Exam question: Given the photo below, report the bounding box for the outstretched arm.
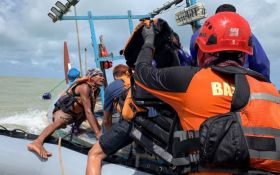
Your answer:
[134,24,200,112]
[79,84,101,139]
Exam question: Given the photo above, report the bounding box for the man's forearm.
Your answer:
[135,43,154,65]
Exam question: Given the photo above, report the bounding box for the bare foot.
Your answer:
[27,140,52,159]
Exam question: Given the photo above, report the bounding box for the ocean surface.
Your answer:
[0,76,65,134]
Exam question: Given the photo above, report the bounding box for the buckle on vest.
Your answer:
[187,130,195,139]
[189,151,200,172]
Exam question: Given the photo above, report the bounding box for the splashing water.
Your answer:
[0,108,50,134]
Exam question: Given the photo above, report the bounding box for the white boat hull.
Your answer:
[0,135,152,175]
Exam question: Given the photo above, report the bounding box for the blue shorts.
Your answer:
[99,119,133,155]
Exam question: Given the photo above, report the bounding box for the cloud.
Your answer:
[0,16,6,33]
[8,60,20,64]
[0,0,279,88]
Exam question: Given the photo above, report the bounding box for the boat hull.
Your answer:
[0,135,151,175]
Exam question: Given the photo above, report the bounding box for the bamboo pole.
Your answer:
[85,48,88,72]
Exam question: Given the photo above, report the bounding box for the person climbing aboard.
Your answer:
[134,12,280,174]
[189,4,270,81]
[27,68,104,159]
[102,64,131,130]
[86,64,147,175]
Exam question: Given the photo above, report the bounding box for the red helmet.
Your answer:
[196,12,253,56]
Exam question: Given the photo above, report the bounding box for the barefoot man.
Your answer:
[28,68,104,159]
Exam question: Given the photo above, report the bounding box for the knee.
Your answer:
[52,116,67,128]
[88,143,105,160]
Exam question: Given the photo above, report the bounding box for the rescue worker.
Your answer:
[102,64,130,130]
[134,12,280,174]
[190,4,270,81]
[27,68,104,159]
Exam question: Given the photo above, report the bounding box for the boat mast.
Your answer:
[74,6,83,76]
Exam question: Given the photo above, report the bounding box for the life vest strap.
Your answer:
[131,127,173,163]
[246,136,277,151]
[173,130,199,141]
[250,93,280,104]
[173,129,280,160]
[133,115,170,144]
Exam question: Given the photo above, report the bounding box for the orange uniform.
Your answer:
[134,44,280,173]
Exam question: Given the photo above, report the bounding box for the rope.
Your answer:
[58,137,65,175]
[0,125,8,131]
[48,79,66,93]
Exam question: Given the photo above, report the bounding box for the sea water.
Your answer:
[0,76,65,134]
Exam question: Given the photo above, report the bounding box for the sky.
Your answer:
[0,0,279,88]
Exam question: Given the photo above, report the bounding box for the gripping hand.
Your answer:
[142,23,155,46]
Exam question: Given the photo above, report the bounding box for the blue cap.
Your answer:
[68,68,80,81]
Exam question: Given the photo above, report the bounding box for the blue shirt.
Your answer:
[190,30,270,81]
[104,79,159,118]
[103,80,124,112]
[177,48,194,66]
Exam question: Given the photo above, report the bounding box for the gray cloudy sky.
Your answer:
[0,0,279,88]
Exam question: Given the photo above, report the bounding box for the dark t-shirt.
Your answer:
[103,80,124,112]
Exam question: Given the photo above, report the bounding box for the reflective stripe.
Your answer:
[249,149,280,160]
[173,130,199,142]
[174,131,187,142]
[171,157,190,166]
[250,93,280,104]
[131,127,142,140]
[152,143,173,163]
[243,127,280,137]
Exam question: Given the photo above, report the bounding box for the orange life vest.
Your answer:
[113,74,146,121]
[181,69,280,173]
[99,44,109,57]
[66,76,99,111]
[238,75,280,173]
[121,18,179,68]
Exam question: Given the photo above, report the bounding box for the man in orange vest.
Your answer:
[86,61,151,175]
[27,68,104,159]
[102,64,130,130]
[134,12,280,173]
